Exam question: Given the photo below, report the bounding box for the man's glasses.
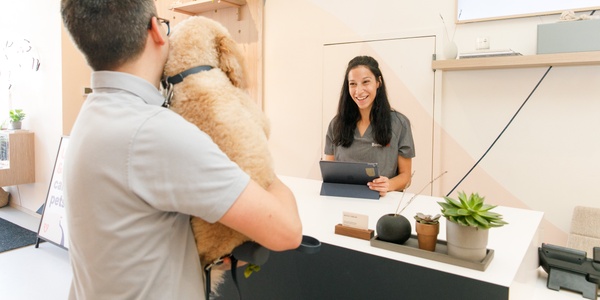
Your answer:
[148,16,171,36]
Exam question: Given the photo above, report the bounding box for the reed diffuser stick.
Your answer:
[396,171,448,215]
[394,171,415,215]
[439,13,457,42]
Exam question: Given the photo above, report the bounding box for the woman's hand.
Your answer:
[368,176,390,197]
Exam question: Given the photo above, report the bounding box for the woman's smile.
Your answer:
[348,65,380,111]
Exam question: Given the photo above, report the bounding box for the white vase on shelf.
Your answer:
[444,40,458,60]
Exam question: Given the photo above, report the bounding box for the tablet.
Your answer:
[319,161,380,199]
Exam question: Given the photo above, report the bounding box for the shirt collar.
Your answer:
[91,71,165,107]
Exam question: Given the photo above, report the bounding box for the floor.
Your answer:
[0,206,71,300]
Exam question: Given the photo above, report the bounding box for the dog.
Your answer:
[163,16,275,291]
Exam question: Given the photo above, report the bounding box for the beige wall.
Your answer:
[1,0,63,215]
[61,25,90,136]
[263,1,600,246]
[5,1,599,248]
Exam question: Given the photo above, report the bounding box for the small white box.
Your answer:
[537,19,600,54]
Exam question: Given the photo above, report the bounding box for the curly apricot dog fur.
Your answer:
[164,16,275,291]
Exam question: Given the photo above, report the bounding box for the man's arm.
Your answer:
[218,177,302,251]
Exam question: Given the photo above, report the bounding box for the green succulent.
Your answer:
[438,191,508,230]
[414,212,441,225]
[9,109,26,122]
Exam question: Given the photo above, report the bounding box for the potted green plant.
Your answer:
[438,191,508,261]
[8,109,26,130]
[376,171,448,245]
[414,212,441,251]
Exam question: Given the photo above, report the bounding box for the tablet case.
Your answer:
[319,161,380,200]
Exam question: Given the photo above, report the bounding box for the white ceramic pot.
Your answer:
[445,220,489,261]
[9,121,21,130]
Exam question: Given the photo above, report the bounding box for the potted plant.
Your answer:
[376,171,447,245]
[438,191,508,261]
[8,109,26,130]
[414,212,441,251]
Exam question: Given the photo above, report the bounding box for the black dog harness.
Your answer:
[161,65,213,108]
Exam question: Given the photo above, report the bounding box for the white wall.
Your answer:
[0,0,63,214]
[263,0,600,245]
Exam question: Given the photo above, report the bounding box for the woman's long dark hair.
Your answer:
[333,56,392,147]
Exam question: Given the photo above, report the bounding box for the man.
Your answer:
[61,1,302,299]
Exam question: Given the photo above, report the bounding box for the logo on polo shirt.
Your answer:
[372,143,390,148]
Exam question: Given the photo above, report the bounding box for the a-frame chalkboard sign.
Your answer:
[36,136,69,250]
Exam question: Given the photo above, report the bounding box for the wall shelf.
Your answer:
[432,51,600,71]
[172,0,246,15]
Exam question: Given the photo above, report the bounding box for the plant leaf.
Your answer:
[472,213,490,227]
[457,191,467,201]
[456,217,469,226]
[467,193,477,209]
[244,264,261,278]
[443,208,461,217]
[459,195,469,209]
[479,211,502,218]
[465,215,477,227]
[472,200,483,211]
[490,219,509,226]
[479,204,497,212]
[456,208,470,216]
[438,202,454,211]
[442,197,462,208]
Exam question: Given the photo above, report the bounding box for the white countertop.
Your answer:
[280,175,546,298]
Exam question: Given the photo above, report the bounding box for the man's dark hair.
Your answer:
[61,0,156,70]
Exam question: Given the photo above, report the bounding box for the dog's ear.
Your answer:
[217,35,247,89]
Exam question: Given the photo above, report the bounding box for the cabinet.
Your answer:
[0,131,35,186]
[432,51,600,71]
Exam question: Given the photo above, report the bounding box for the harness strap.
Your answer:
[230,256,243,300]
[203,255,243,300]
[204,266,212,300]
[163,65,213,86]
[161,65,213,108]
[204,255,227,300]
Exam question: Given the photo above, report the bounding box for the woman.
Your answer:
[324,56,415,196]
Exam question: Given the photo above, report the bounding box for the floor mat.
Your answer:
[0,217,37,253]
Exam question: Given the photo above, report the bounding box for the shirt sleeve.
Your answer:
[394,112,416,159]
[128,110,250,223]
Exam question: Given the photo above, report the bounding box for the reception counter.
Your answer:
[215,176,548,299]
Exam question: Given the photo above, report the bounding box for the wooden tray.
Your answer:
[370,234,494,271]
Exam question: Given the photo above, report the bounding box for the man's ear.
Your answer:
[148,17,167,45]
